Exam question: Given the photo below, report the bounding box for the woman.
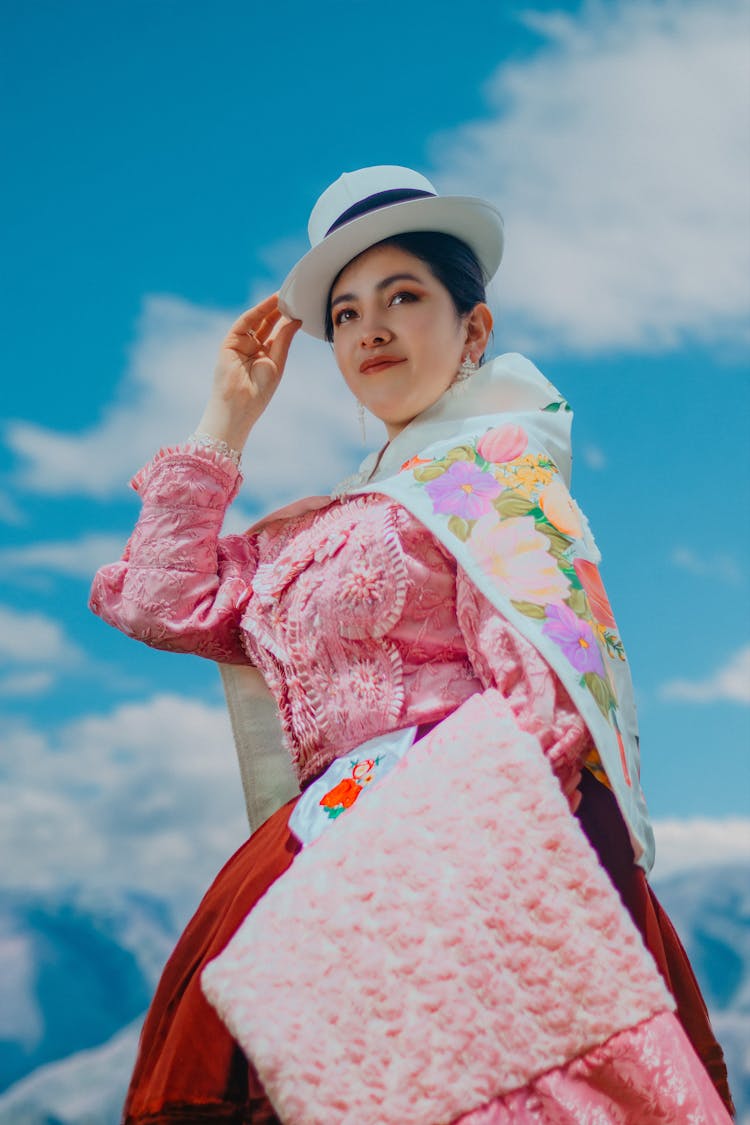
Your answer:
[91,166,733,1123]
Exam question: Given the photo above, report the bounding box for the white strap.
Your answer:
[219,664,300,833]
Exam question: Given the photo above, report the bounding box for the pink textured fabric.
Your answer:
[456,1012,730,1124]
[90,446,592,791]
[201,691,683,1125]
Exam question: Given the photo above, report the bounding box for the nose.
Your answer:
[359,317,392,349]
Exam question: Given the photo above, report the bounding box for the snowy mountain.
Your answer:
[0,886,175,1096]
[1,866,747,1124]
[0,1021,140,1125]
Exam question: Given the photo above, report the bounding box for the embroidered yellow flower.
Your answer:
[493,454,557,499]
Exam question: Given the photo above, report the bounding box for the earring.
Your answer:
[454,353,479,383]
[357,400,367,443]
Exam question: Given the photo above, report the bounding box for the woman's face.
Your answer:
[330,244,480,440]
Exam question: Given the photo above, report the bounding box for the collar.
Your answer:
[336,353,573,496]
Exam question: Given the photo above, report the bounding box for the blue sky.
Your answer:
[1,0,749,918]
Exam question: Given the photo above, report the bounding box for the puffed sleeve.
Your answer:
[455,565,592,811]
[89,444,258,664]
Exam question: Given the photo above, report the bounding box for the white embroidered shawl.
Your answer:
[221,353,654,871]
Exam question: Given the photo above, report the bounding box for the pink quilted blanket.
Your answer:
[202,691,675,1124]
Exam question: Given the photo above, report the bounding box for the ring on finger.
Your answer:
[246,328,262,350]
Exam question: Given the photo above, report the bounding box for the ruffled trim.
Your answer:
[130,443,243,503]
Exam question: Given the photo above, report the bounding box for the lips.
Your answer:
[359,356,405,374]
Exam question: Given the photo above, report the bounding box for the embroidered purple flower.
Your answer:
[425,461,501,520]
[542,602,605,676]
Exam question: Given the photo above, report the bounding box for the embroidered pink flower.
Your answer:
[339,561,384,607]
[425,461,501,519]
[352,758,377,783]
[470,515,571,604]
[477,424,528,464]
[542,602,605,676]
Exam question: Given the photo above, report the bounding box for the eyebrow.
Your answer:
[330,272,426,309]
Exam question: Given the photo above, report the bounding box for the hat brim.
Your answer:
[278,195,503,339]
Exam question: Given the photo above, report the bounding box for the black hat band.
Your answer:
[325,188,435,237]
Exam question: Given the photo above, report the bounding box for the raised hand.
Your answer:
[196,294,301,452]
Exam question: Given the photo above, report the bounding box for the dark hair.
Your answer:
[324,230,487,344]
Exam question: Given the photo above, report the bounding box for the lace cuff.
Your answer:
[187,431,242,467]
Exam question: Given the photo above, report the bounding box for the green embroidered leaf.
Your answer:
[565,587,590,618]
[474,453,490,471]
[603,632,626,661]
[494,491,534,518]
[511,599,547,620]
[543,401,563,412]
[537,523,574,559]
[447,515,474,541]
[559,563,583,590]
[413,464,447,482]
[444,444,475,464]
[583,672,616,719]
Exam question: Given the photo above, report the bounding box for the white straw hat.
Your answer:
[278,165,504,339]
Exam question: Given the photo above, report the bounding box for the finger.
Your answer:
[253,305,283,342]
[227,313,280,358]
[267,317,302,370]
[226,295,279,339]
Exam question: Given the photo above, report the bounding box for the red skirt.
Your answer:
[122,771,734,1123]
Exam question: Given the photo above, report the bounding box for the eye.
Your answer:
[333,306,358,326]
[390,290,418,306]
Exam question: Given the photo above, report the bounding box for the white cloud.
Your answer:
[0,694,250,914]
[660,644,750,704]
[7,0,748,504]
[651,816,750,880]
[671,546,743,585]
[6,294,364,501]
[0,671,54,698]
[0,534,130,580]
[0,605,82,665]
[0,492,24,526]
[431,0,750,354]
[581,443,607,471]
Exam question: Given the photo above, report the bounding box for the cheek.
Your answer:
[333,341,359,396]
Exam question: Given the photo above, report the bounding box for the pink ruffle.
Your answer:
[457,1011,731,1124]
[130,441,243,502]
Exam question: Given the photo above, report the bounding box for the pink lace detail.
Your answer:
[90,448,254,664]
[456,569,591,805]
[130,442,242,502]
[455,1011,731,1124]
[244,499,413,782]
[91,449,599,790]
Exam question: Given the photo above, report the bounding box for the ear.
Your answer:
[463,302,493,360]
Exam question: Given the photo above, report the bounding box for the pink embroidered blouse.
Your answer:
[90,445,591,797]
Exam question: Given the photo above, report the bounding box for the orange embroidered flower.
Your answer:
[539,479,583,537]
[401,455,432,472]
[573,559,616,629]
[615,724,632,787]
[320,777,361,811]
